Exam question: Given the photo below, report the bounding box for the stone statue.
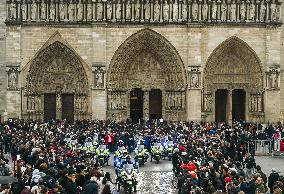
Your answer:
[144,0,151,20]
[8,70,17,89]
[230,2,236,21]
[107,1,113,20]
[96,1,103,20]
[202,3,208,20]
[60,3,67,21]
[221,2,227,21]
[259,2,266,21]
[87,3,93,20]
[31,2,37,21]
[271,3,276,21]
[154,0,160,22]
[190,73,199,88]
[9,2,17,20]
[212,2,217,20]
[173,0,179,21]
[192,0,198,20]
[41,2,46,21]
[125,0,132,20]
[275,5,281,21]
[116,1,122,20]
[135,1,141,20]
[249,3,255,20]
[50,3,56,21]
[22,3,27,21]
[182,0,188,21]
[163,1,170,21]
[269,71,279,88]
[240,2,246,21]
[77,2,84,21]
[69,3,76,21]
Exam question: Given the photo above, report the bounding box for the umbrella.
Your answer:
[0,176,18,184]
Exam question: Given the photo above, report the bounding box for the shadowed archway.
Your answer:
[202,36,264,123]
[106,29,187,121]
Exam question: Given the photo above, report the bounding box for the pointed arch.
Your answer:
[203,36,263,93]
[107,28,187,90]
[22,31,91,121]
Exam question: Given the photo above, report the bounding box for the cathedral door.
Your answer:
[130,88,144,122]
[44,93,56,122]
[215,89,228,123]
[232,89,246,121]
[62,94,74,123]
[149,89,162,119]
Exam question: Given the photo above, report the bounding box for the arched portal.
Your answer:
[203,36,264,123]
[107,29,187,121]
[23,40,90,122]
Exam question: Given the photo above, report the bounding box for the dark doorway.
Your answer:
[62,94,74,123]
[232,89,246,121]
[44,93,56,122]
[215,89,228,123]
[149,89,162,120]
[130,88,144,122]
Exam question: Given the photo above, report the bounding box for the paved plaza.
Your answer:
[100,155,284,194]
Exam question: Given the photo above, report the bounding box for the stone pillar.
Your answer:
[227,89,233,126]
[143,89,149,120]
[280,0,284,122]
[56,93,62,120]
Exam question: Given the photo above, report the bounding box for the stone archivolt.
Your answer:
[107,29,187,121]
[24,41,90,120]
[6,0,281,25]
[202,36,264,120]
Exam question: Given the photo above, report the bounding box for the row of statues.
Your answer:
[7,0,281,23]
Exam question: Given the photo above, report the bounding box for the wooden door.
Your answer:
[44,93,56,122]
[62,94,74,123]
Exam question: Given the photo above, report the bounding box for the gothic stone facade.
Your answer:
[0,0,283,123]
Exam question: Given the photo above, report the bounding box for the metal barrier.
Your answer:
[253,140,272,155]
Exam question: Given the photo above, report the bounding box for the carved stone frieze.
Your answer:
[5,0,282,25]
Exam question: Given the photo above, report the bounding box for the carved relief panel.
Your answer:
[202,92,213,112]
[107,90,127,110]
[6,65,20,91]
[165,91,186,111]
[249,93,264,112]
[92,64,106,89]
[188,66,201,89]
[266,67,280,90]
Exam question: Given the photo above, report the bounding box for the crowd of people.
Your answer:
[0,119,283,194]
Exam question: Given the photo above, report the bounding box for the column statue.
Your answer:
[202,3,208,20]
[172,0,179,21]
[211,1,217,20]
[154,0,160,22]
[259,2,266,21]
[116,0,122,20]
[50,2,56,21]
[31,2,38,21]
[240,1,246,21]
[182,0,188,21]
[87,3,93,20]
[249,3,255,20]
[135,0,141,20]
[192,0,198,20]
[221,2,227,21]
[270,3,276,21]
[9,2,17,20]
[230,1,236,21]
[163,0,170,21]
[77,2,84,21]
[96,0,103,20]
[144,0,151,21]
[107,1,113,20]
[125,0,132,20]
[22,3,27,21]
[68,3,76,21]
[59,3,67,21]
[41,1,46,21]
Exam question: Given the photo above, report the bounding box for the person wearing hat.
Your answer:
[268,168,280,193]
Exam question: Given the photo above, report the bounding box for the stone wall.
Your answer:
[0,0,7,120]
[3,23,282,122]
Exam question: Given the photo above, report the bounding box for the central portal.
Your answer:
[149,89,162,119]
[130,88,144,122]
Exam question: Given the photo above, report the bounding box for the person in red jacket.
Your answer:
[104,132,115,152]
